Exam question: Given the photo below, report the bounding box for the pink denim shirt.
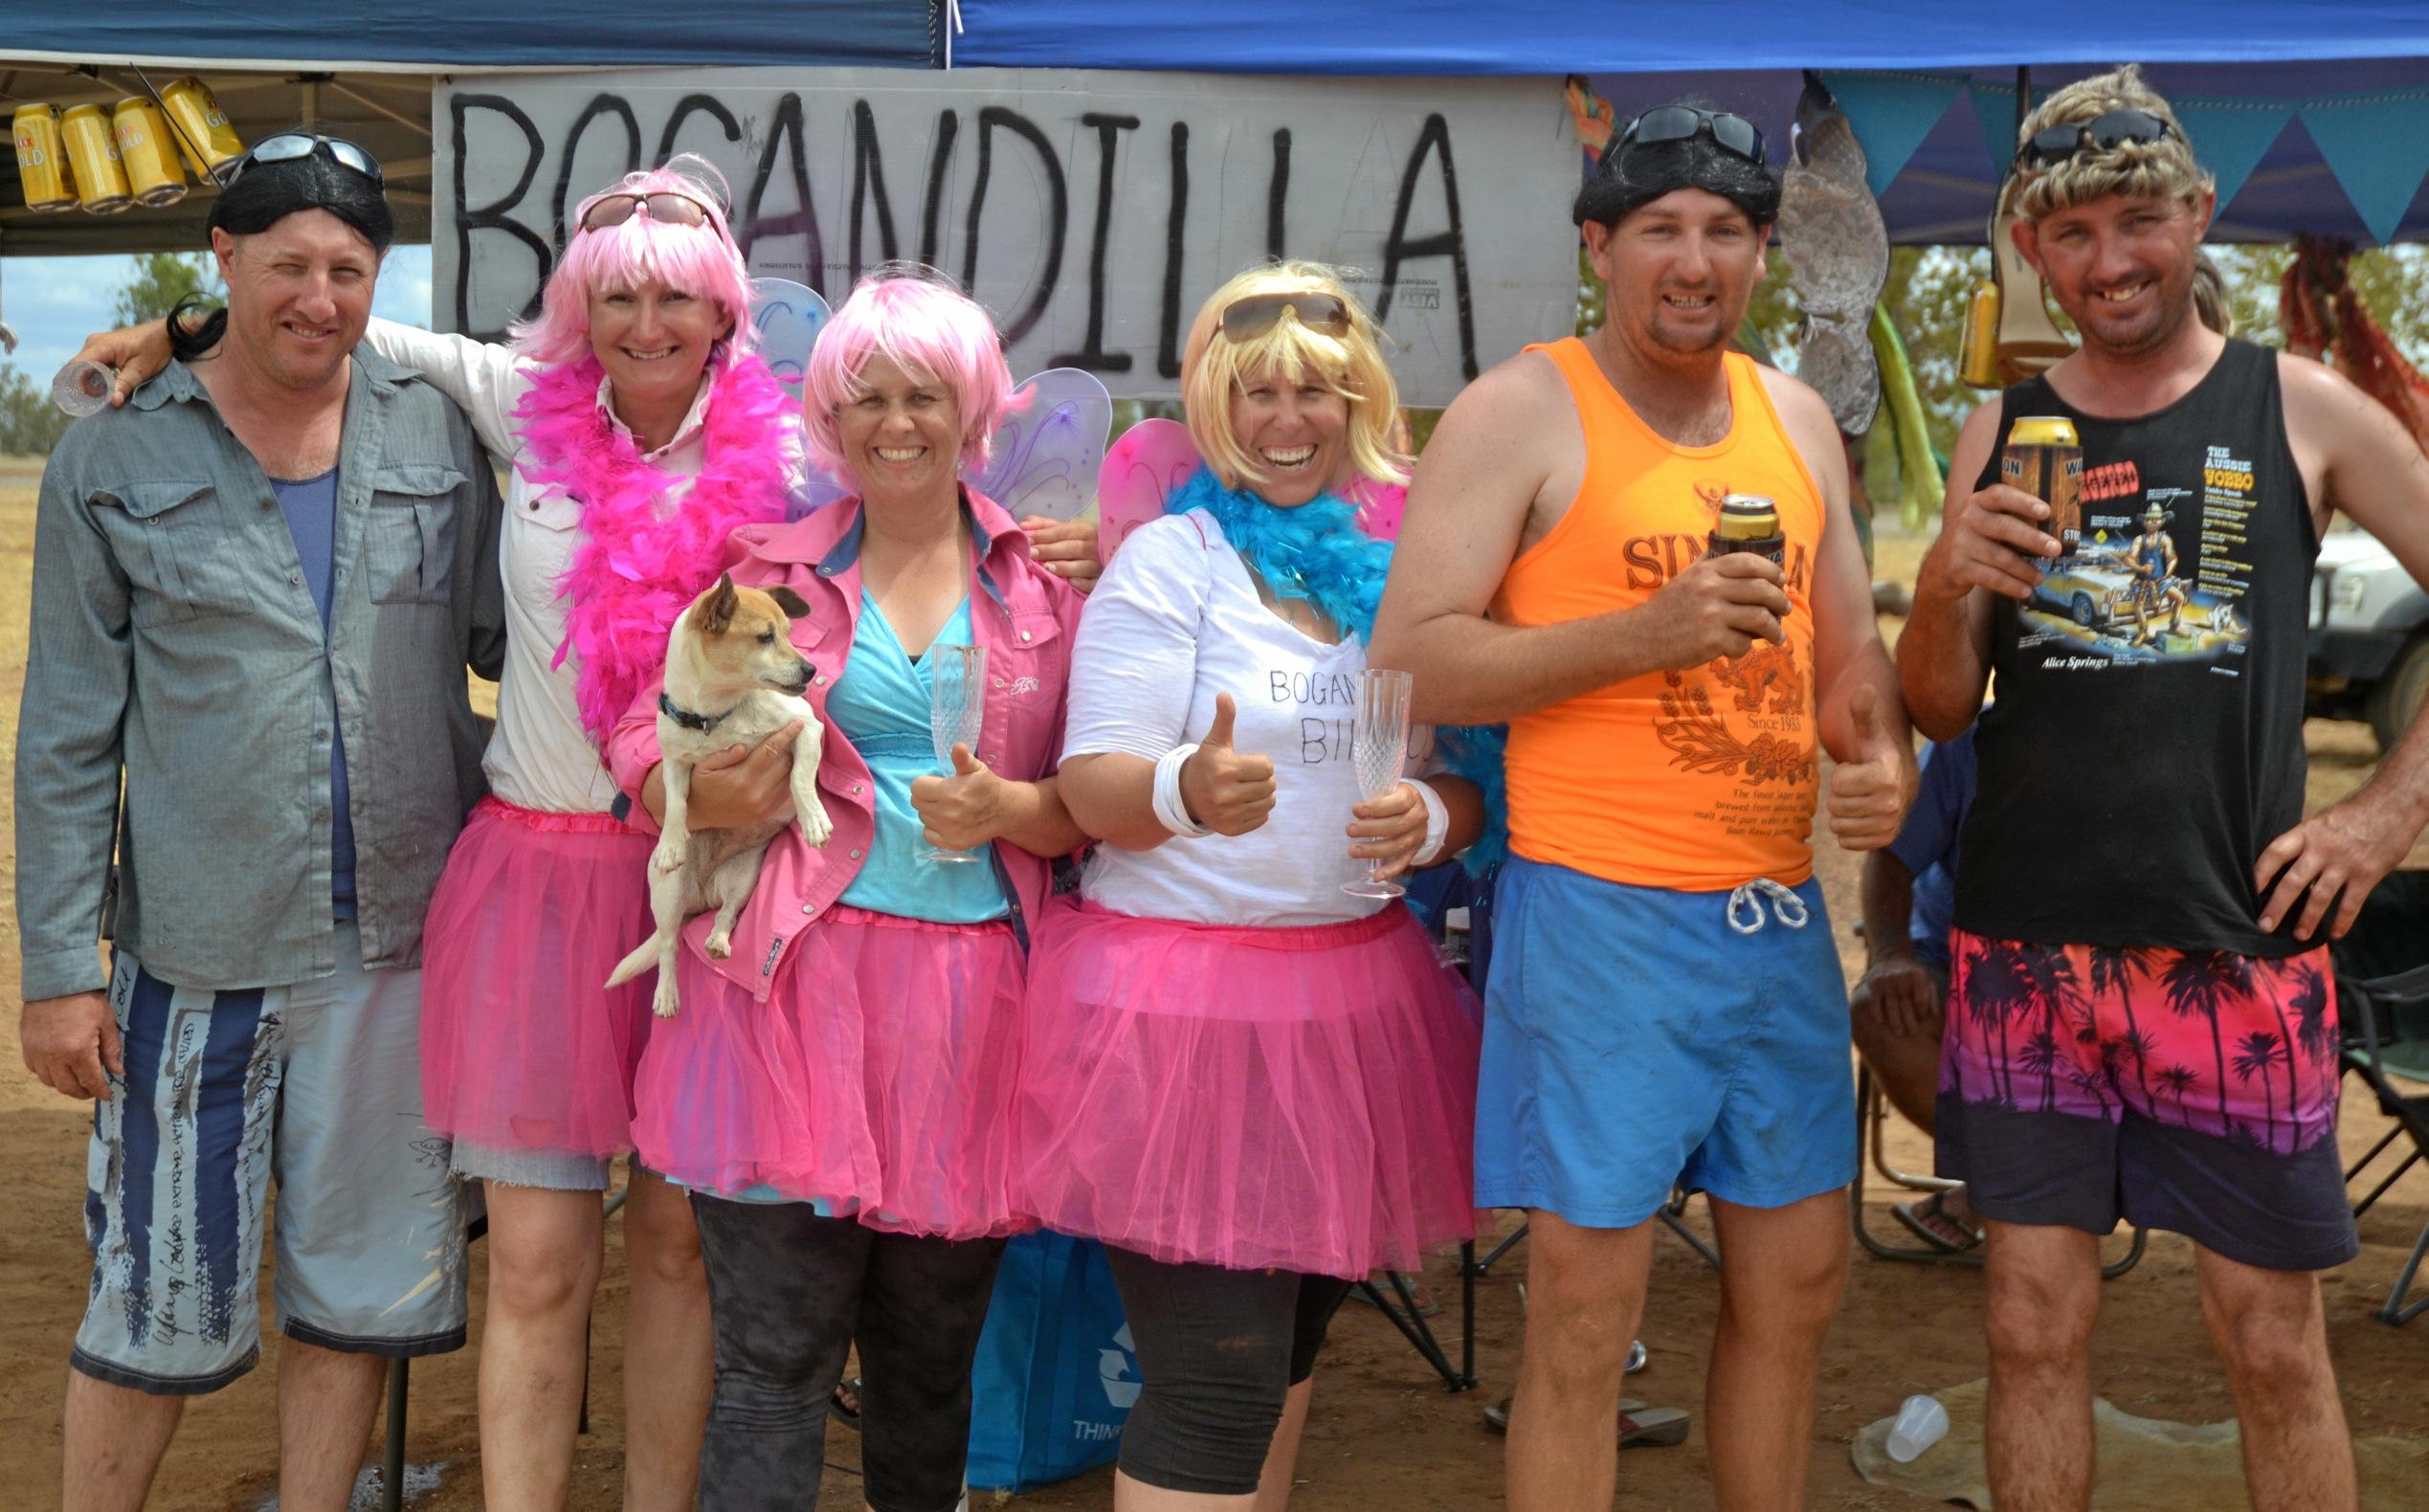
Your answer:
[608,488,1080,1000]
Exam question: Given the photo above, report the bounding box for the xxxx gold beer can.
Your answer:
[158,76,244,183]
[113,98,188,208]
[59,103,130,214]
[2001,415,2084,561]
[1707,494,1785,565]
[11,104,75,212]
[1958,278,2004,389]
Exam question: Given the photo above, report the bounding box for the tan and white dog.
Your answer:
[607,573,834,1016]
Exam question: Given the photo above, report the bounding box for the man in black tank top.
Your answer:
[1899,68,2429,1512]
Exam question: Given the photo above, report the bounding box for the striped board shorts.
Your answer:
[73,923,469,1395]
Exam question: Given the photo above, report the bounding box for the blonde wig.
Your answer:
[1180,261,1409,493]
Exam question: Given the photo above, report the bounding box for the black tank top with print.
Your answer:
[1954,339,2318,957]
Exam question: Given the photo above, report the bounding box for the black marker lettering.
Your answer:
[961,106,1066,345]
[550,94,642,250]
[1049,112,1139,372]
[449,95,550,338]
[1159,122,1190,381]
[1376,113,1480,380]
[743,94,823,295]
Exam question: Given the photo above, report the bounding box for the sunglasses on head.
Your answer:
[579,191,721,235]
[1615,105,1766,167]
[2017,109,2173,167]
[1219,292,1353,344]
[225,133,384,189]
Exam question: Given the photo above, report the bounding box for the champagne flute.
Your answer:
[1342,667,1415,900]
[924,644,989,864]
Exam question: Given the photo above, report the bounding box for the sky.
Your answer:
[1,244,434,385]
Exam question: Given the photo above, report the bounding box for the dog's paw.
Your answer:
[649,842,685,877]
[652,980,682,1018]
[704,928,733,960]
[798,802,836,848]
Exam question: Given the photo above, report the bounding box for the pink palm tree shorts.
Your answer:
[1935,930,2359,1271]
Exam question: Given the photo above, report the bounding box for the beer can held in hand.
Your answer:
[2000,415,2084,563]
[1705,493,1789,618]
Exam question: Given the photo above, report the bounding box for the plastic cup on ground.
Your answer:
[1884,1393,1949,1462]
[52,360,115,417]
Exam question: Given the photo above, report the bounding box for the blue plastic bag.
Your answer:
[965,1230,1139,1491]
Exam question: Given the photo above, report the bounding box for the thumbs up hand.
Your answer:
[1179,694,1279,837]
[912,742,1014,853]
[1826,683,1916,852]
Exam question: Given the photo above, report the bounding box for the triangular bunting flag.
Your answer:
[1822,71,1965,198]
[2300,92,2429,244]
[2171,101,2291,216]
[1969,80,2048,176]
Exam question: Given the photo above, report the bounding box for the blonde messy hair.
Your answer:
[2008,65,2214,223]
[1180,261,1409,494]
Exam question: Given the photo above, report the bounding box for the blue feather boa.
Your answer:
[1168,467,1508,874]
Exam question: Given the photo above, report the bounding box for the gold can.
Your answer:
[11,104,76,212]
[2000,415,2084,560]
[158,76,244,183]
[113,98,188,208]
[1959,278,2003,389]
[59,103,130,214]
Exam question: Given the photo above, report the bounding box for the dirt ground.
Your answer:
[0,463,2422,1511]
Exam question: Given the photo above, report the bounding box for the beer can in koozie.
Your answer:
[113,98,188,208]
[159,77,244,183]
[11,104,75,212]
[59,103,130,214]
[2000,415,2084,560]
[1707,493,1785,565]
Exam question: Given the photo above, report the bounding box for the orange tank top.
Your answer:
[1496,338,1826,890]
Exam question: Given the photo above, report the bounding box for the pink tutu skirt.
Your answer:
[631,905,1029,1240]
[419,797,658,1158]
[1019,899,1481,1279]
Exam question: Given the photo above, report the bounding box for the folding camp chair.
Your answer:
[2331,870,2429,1326]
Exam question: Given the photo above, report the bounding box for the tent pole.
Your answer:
[2016,66,2031,138]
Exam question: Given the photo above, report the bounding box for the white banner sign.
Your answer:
[434,66,1577,405]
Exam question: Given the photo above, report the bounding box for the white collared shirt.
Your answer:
[364,318,795,813]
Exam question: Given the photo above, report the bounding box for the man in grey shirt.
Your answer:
[15,137,504,1510]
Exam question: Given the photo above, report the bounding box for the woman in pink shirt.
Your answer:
[609,267,1084,1512]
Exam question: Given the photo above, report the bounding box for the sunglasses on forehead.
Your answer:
[1613,105,1767,167]
[578,190,722,235]
[225,132,384,189]
[2017,109,2174,167]
[1219,292,1353,343]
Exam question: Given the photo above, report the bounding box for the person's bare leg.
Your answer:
[1249,1375,1316,1511]
[620,1169,711,1512]
[61,1368,184,1512]
[1115,1469,1253,1509]
[1705,1191,1848,1512]
[2194,1246,2356,1512]
[1506,1210,1654,1512]
[276,1340,390,1511]
[1851,1001,1942,1134]
[1982,1222,2102,1512]
[478,1183,607,1511]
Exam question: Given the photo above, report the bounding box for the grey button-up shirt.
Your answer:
[15,348,506,1000]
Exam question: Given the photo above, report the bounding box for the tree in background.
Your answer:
[0,365,71,456]
[111,251,219,327]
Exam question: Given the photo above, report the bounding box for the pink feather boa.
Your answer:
[515,353,795,745]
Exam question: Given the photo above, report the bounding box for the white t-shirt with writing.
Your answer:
[1063,509,1430,926]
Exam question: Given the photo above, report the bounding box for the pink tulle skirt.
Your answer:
[419,797,658,1158]
[1019,899,1482,1279]
[630,905,1030,1240]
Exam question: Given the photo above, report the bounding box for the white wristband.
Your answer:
[1411,779,1452,865]
[1152,744,1213,838]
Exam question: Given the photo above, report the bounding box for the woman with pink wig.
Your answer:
[604,265,1086,1512]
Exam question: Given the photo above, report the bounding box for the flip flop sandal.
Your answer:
[831,1375,862,1430]
[1893,1191,1986,1254]
[1482,1396,1649,1434]
[1616,1406,1693,1450]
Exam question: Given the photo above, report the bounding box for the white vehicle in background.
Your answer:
[2309,522,2429,751]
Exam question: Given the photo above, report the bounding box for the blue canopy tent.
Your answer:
[952,1,2429,243]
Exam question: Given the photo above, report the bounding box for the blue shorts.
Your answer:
[1474,858,1857,1228]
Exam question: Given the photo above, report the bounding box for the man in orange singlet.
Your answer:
[1371,104,1916,1511]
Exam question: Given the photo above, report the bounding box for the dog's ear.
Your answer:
[766,585,812,620]
[702,573,738,634]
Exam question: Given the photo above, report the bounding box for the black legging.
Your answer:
[690,1195,1007,1512]
[1103,1247,1355,1496]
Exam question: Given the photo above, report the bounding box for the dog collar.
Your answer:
[658,691,734,733]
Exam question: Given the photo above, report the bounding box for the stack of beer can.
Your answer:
[11,78,245,215]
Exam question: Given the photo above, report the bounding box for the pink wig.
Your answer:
[800,267,1013,491]
[510,154,756,369]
